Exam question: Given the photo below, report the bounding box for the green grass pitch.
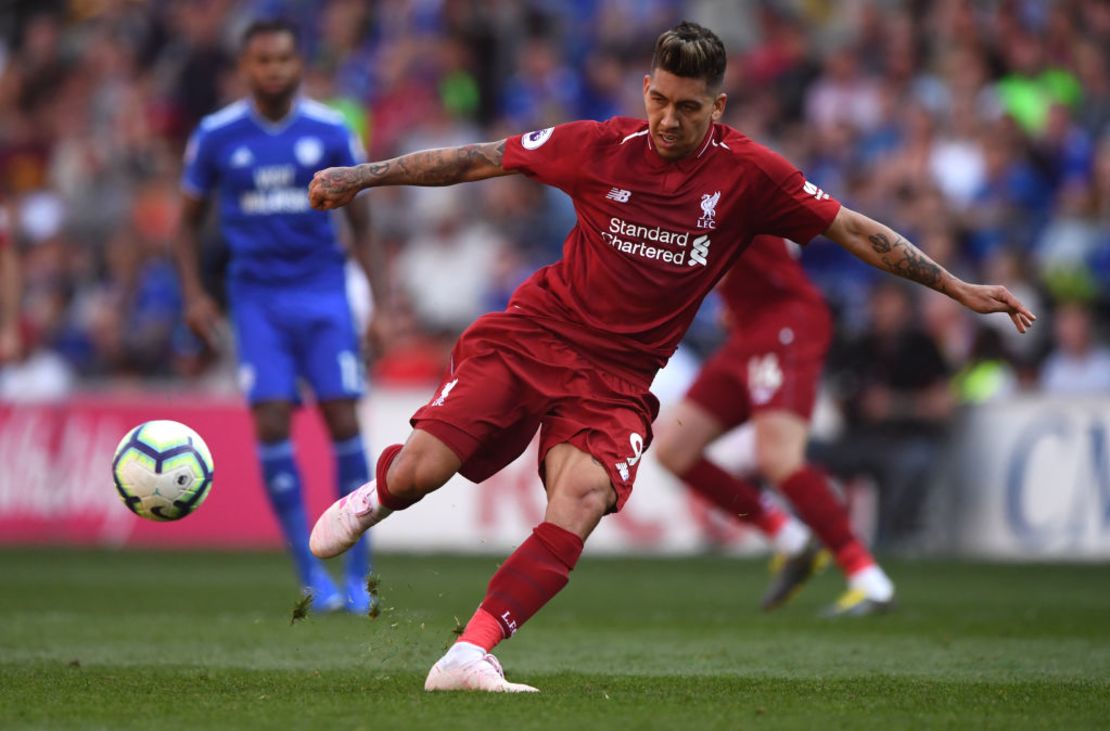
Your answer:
[1,549,1108,730]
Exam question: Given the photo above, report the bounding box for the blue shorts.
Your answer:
[229,283,364,405]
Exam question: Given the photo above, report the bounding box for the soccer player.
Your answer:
[308,22,1034,691]
[173,20,381,613]
[653,235,895,617]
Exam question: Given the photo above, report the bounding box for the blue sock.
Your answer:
[258,439,318,587]
[334,434,373,585]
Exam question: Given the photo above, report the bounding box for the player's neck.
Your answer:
[251,95,295,123]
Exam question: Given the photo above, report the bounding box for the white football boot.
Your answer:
[309,480,391,559]
[424,642,538,693]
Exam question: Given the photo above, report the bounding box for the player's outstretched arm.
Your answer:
[309,139,514,210]
[823,207,1037,333]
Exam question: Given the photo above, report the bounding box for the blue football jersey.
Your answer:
[182,98,364,288]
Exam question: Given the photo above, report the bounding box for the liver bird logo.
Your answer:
[697,191,721,229]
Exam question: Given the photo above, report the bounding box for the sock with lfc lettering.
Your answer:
[458,522,584,651]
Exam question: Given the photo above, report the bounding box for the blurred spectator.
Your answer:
[1072,39,1110,137]
[814,281,953,548]
[951,326,1019,404]
[806,44,883,135]
[500,34,582,129]
[395,187,508,336]
[965,119,1054,259]
[1039,300,1110,394]
[995,30,1081,136]
[0,200,19,363]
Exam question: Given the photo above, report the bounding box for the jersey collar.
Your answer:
[643,122,718,171]
[248,97,302,135]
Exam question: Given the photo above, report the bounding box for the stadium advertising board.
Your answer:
[944,396,1110,559]
[4,392,1102,558]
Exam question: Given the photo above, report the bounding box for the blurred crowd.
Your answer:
[0,0,1109,417]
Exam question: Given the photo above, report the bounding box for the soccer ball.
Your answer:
[112,420,214,521]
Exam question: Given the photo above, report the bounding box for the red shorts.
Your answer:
[686,312,830,429]
[410,312,660,512]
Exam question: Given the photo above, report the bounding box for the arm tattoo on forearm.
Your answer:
[362,140,505,186]
[317,166,367,198]
[867,232,945,291]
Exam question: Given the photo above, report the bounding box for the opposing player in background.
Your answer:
[173,20,381,613]
[0,201,20,364]
[307,22,1034,691]
[654,235,894,617]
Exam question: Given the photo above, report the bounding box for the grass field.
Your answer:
[1,549,1108,730]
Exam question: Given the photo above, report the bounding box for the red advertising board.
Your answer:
[0,395,338,547]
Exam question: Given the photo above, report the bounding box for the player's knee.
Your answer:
[755,438,803,484]
[252,404,291,443]
[653,432,693,475]
[319,401,360,441]
[555,479,614,524]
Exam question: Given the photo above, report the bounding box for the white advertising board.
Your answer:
[943,396,1110,560]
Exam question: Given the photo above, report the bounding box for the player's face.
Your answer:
[241,31,302,103]
[642,69,726,161]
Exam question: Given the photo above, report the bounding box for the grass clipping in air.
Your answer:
[289,573,383,623]
[366,574,381,619]
[290,594,312,625]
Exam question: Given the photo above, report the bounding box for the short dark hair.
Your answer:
[240,18,299,53]
[651,21,726,89]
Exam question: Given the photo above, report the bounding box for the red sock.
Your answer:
[777,466,874,575]
[374,444,420,511]
[476,522,584,647]
[457,608,503,652]
[679,458,788,535]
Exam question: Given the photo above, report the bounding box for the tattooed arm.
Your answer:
[309,140,513,210]
[823,207,1036,333]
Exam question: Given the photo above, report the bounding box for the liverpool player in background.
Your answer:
[174,20,383,613]
[308,22,1034,692]
[654,235,894,617]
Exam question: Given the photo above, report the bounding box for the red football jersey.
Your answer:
[719,234,829,338]
[501,117,841,380]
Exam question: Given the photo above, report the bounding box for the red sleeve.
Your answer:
[501,120,603,196]
[749,145,841,244]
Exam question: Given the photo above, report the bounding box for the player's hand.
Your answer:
[309,167,363,211]
[363,308,390,363]
[955,283,1036,334]
[183,293,222,350]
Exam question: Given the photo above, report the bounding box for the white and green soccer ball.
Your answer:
[112,420,215,521]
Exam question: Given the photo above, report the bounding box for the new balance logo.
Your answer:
[803,180,830,201]
[605,187,632,203]
[688,235,711,266]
